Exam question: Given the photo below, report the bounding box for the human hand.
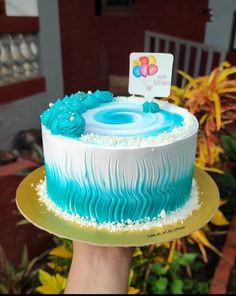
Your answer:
[64,241,134,294]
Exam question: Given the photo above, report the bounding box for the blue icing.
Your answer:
[82,93,101,109]
[142,101,160,113]
[41,90,113,138]
[94,90,113,103]
[41,90,184,140]
[63,94,87,113]
[53,98,65,109]
[146,110,184,137]
[41,99,66,129]
[45,161,193,224]
[84,105,184,137]
[94,108,136,124]
[41,107,58,129]
[72,91,87,101]
[51,113,85,138]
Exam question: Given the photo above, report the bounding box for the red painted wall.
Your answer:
[0,0,5,15]
[59,0,208,94]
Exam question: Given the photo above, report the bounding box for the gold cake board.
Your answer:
[16,166,220,247]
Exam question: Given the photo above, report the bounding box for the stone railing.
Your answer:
[0,32,40,86]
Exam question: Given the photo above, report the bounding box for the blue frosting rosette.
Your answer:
[51,112,85,138]
[41,90,113,138]
[142,101,160,113]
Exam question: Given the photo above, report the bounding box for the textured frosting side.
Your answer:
[36,178,200,232]
[42,126,198,224]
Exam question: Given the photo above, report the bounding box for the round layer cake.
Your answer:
[39,90,199,229]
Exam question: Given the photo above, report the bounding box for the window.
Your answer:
[95,0,135,16]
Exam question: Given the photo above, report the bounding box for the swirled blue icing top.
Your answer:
[41,90,185,139]
[83,102,184,137]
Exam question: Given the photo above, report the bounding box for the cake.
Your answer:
[37,90,199,231]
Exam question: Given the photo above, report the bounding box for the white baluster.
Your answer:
[9,34,26,80]
[26,33,39,75]
[18,33,35,77]
[0,34,16,83]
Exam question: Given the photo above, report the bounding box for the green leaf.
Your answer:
[216,170,236,191]
[195,281,210,294]
[6,263,15,278]
[20,245,29,268]
[178,253,197,266]
[152,263,166,276]
[128,268,134,287]
[148,274,158,286]
[171,278,183,294]
[153,277,168,293]
[221,134,236,161]
[132,257,148,268]
[24,256,39,278]
[169,261,181,276]
[182,279,194,291]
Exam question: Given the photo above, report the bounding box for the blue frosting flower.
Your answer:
[82,93,101,109]
[41,99,66,129]
[94,90,113,103]
[41,90,115,139]
[53,98,66,110]
[51,113,85,138]
[63,94,87,113]
[41,108,57,129]
[142,101,160,113]
[72,91,87,101]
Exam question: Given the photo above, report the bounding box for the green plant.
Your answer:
[165,61,236,264]
[147,252,209,294]
[0,244,47,294]
[169,61,236,174]
[33,238,211,294]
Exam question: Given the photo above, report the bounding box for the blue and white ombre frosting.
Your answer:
[40,91,199,228]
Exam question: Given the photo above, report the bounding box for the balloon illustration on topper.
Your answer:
[132,55,158,78]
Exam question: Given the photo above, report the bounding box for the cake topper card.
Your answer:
[128,52,174,100]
